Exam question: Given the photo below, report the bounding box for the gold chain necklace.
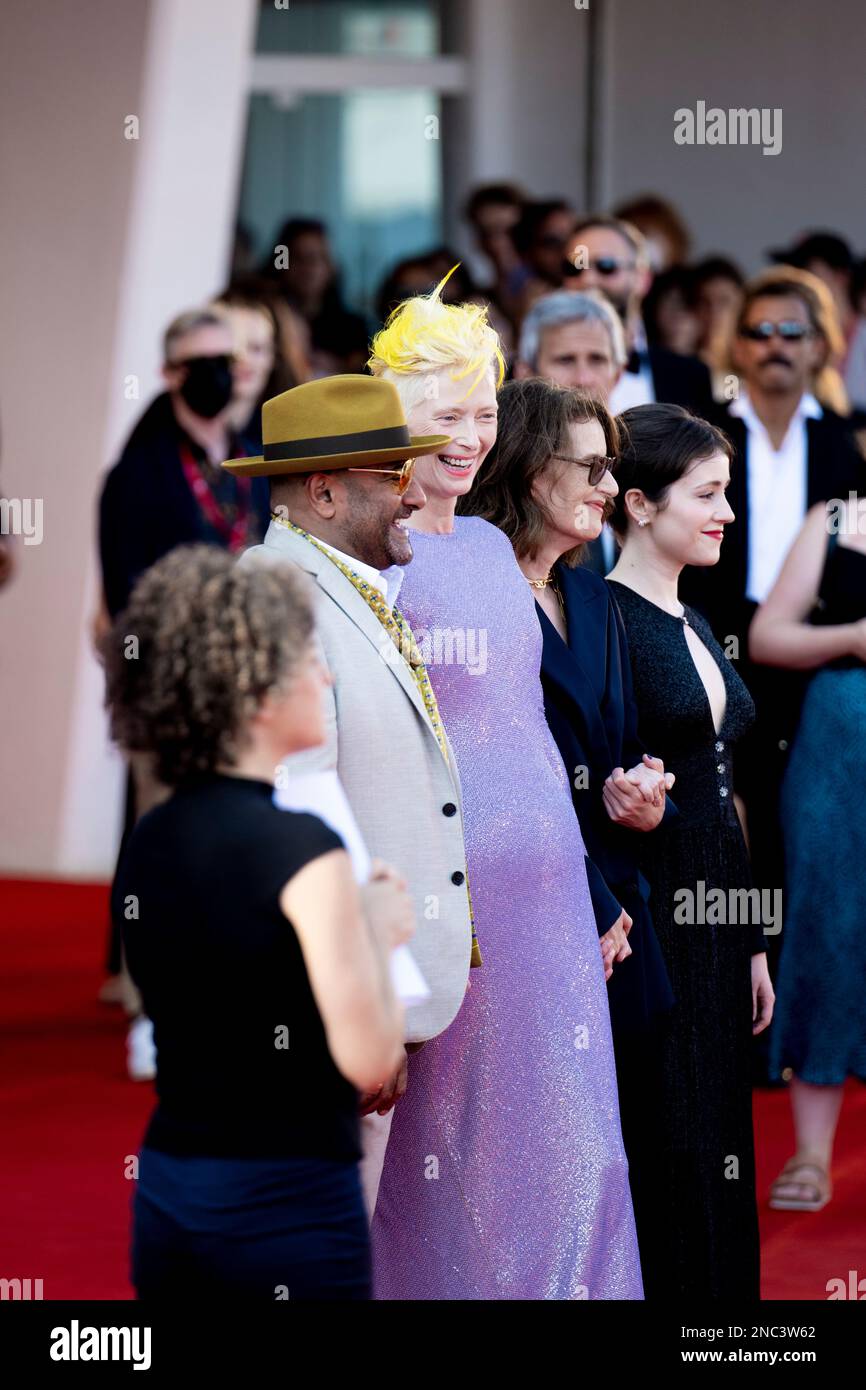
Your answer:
[525,571,554,589]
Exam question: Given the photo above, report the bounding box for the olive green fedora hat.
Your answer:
[221,374,451,477]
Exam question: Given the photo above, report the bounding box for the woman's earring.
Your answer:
[637,518,649,528]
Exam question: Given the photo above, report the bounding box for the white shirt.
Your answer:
[609,324,654,414]
[728,390,822,603]
[316,539,404,609]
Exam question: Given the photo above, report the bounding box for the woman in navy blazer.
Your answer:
[462,378,676,1295]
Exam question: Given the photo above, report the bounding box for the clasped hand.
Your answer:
[603,754,675,831]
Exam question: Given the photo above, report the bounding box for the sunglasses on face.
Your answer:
[552,453,617,486]
[561,257,635,280]
[738,320,814,342]
[347,456,416,495]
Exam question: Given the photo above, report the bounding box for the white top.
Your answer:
[609,327,655,413]
[728,390,822,603]
[317,538,405,608]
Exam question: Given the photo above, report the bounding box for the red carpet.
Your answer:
[1,876,864,1301]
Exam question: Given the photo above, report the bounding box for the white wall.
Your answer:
[451,0,866,272]
[2,0,864,878]
[599,0,866,270]
[0,0,257,878]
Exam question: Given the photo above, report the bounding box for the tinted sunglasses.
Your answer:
[562,257,635,279]
[552,453,617,486]
[738,320,814,342]
[347,456,416,495]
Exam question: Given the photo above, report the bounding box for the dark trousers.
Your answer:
[133,1148,370,1301]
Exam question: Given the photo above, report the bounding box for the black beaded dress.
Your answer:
[608,581,761,1300]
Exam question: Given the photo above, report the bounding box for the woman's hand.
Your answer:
[359,1048,409,1117]
[599,907,633,980]
[603,755,674,831]
[751,952,775,1035]
[360,859,415,953]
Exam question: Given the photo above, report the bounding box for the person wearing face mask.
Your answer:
[99,307,270,619]
[366,277,643,1301]
[606,403,775,1300]
[97,308,270,1073]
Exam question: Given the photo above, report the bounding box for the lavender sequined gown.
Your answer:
[371,518,642,1300]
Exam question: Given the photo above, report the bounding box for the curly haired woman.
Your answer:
[102,545,412,1300]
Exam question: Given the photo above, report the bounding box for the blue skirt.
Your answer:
[770,667,866,1085]
[132,1148,369,1301]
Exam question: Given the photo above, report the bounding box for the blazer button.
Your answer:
[451,870,465,886]
[442,802,457,817]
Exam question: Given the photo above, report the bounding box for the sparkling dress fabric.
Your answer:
[608,582,760,1300]
[770,538,866,1085]
[371,517,642,1300]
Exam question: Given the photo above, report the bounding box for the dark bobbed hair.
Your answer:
[464,182,525,223]
[101,546,315,787]
[691,255,744,292]
[458,378,622,566]
[609,404,733,536]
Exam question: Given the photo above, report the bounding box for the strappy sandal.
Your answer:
[769,1155,832,1212]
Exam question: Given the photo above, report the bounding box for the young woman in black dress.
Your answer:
[607,403,774,1300]
[101,545,411,1300]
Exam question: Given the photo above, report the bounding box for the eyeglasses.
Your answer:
[347,457,416,495]
[738,320,814,342]
[562,257,636,280]
[552,454,617,485]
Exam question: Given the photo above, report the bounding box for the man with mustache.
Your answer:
[681,268,865,1078]
[231,375,474,1211]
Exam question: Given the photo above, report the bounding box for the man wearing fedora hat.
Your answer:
[228,375,475,1214]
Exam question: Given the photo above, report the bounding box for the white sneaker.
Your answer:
[127,1015,157,1082]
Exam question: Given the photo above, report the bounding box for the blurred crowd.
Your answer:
[5,177,860,1304]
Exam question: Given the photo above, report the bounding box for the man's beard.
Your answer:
[342,502,411,571]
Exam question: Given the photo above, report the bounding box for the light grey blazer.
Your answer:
[240,521,472,1041]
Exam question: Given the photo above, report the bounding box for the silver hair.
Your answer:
[163,307,230,364]
[518,290,627,371]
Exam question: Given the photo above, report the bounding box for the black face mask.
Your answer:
[177,354,234,419]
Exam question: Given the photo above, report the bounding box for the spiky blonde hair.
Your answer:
[368,267,506,409]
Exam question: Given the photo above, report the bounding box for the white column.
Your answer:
[56,0,258,877]
[0,0,257,878]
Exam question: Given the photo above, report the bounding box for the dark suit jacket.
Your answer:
[538,563,675,1034]
[681,407,865,715]
[98,394,269,617]
[647,346,715,418]
[680,405,866,886]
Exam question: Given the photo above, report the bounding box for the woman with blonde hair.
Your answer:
[366,276,643,1300]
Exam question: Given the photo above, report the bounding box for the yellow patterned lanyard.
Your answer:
[270,513,481,967]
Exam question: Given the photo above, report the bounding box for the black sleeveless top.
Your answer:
[812,527,866,665]
[116,773,359,1162]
